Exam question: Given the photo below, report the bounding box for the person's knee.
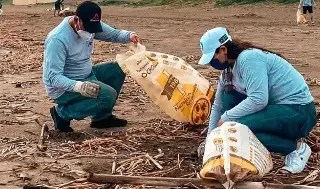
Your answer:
[254,133,267,142]
[237,117,259,133]
[118,66,126,80]
[96,62,126,78]
[254,133,273,151]
[97,83,118,105]
[222,91,246,111]
[112,63,126,81]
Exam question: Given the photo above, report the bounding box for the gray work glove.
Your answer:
[73,81,100,98]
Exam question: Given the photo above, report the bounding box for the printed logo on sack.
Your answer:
[229,137,238,143]
[213,138,223,145]
[230,146,238,153]
[219,34,228,44]
[228,128,237,133]
[90,13,100,22]
[161,74,180,101]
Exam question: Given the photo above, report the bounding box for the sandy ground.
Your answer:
[0,2,320,188]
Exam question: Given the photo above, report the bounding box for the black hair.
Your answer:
[215,38,285,60]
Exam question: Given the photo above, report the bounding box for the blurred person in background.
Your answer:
[54,0,64,17]
[0,1,3,15]
[299,0,317,25]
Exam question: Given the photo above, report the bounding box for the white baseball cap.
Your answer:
[198,27,232,65]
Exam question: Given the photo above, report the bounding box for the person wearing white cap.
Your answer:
[198,27,316,174]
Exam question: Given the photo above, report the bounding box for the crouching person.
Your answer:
[198,27,316,174]
[43,1,142,132]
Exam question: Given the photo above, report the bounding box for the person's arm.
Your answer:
[207,75,225,135]
[313,0,317,8]
[43,38,77,91]
[220,54,269,122]
[94,22,132,43]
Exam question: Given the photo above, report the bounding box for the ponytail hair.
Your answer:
[215,38,285,60]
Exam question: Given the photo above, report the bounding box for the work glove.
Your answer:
[73,81,100,98]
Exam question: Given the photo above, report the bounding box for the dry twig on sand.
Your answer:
[87,174,320,189]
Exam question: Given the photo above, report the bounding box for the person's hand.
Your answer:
[130,33,142,45]
[74,81,100,98]
[218,120,224,127]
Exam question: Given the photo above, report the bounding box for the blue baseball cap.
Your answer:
[198,27,232,65]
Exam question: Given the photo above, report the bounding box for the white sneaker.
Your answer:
[281,142,311,174]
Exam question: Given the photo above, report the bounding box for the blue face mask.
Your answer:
[209,58,229,70]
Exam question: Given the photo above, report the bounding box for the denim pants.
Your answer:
[223,90,317,155]
[55,62,125,121]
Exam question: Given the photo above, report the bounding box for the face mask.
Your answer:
[209,58,229,70]
[77,30,93,41]
[75,20,93,41]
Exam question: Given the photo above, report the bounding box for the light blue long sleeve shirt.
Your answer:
[208,49,313,134]
[300,0,314,6]
[43,17,132,99]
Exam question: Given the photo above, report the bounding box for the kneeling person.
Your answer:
[43,1,141,132]
[199,27,316,174]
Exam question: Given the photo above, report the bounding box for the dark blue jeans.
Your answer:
[223,90,316,155]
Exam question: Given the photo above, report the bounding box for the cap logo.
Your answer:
[90,13,100,22]
[219,34,228,44]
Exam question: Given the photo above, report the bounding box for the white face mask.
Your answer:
[77,30,93,41]
[75,20,93,41]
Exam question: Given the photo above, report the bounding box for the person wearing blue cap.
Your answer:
[198,27,316,174]
[43,1,142,132]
